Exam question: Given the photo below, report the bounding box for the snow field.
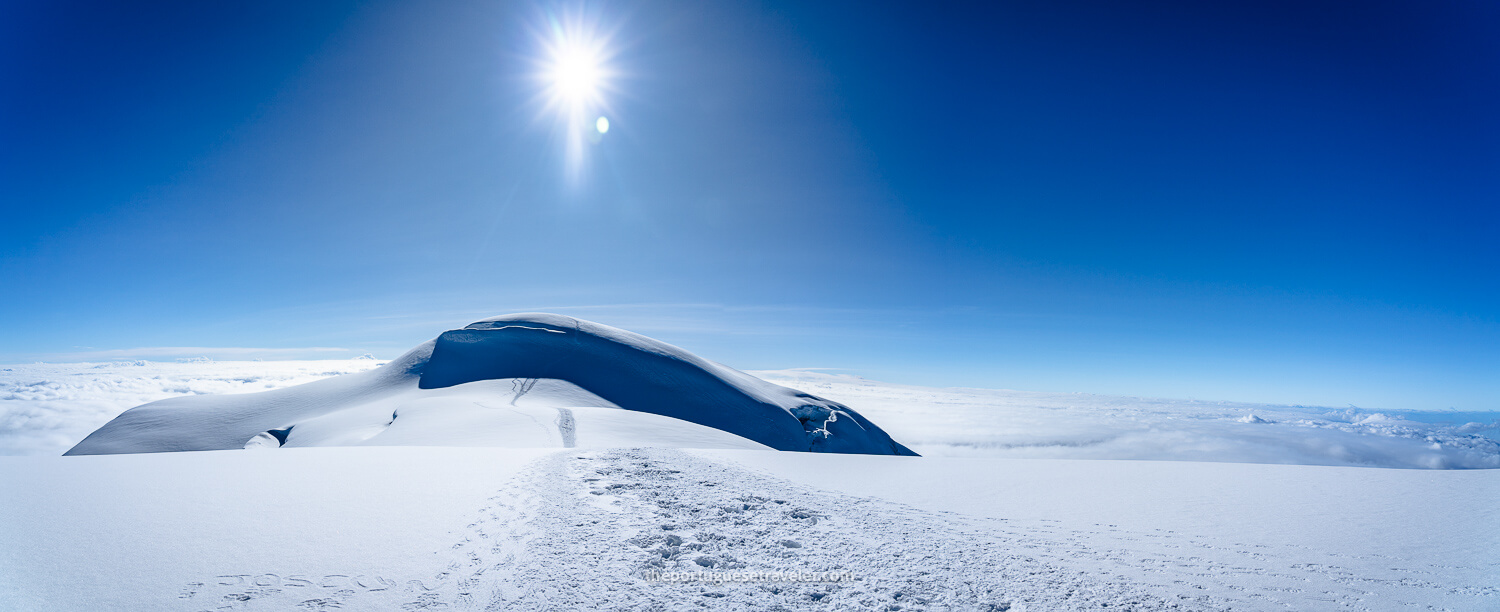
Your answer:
[4,446,1495,611]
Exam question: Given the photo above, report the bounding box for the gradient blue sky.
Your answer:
[3,0,1496,411]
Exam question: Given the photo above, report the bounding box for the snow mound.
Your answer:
[64,314,916,456]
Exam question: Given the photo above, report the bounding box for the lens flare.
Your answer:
[532,9,618,184]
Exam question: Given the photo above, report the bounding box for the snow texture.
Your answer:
[62,314,915,457]
[1,447,1494,611]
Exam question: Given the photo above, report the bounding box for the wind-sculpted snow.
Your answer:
[421,314,916,455]
[60,315,915,456]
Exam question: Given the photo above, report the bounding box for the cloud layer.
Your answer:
[4,361,1496,468]
[0,359,382,455]
[755,370,1500,469]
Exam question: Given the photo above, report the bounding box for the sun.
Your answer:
[550,45,602,104]
[540,23,611,112]
[531,8,619,182]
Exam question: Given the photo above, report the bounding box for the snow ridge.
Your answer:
[421,314,915,456]
[63,315,915,456]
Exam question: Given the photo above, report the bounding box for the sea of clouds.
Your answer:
[3,361,1496,468]
[755,370,1500,469]
[0,359,384,455]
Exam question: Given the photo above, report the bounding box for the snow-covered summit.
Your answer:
[65,314,916,456]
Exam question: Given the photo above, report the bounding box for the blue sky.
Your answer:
[2,0,1496,411]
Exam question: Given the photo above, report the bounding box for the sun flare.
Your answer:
[532,9,619,182]
[550,46,602,103]
[540,24,611,113]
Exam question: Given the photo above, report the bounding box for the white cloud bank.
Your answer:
[3,361,1496,468]
[755,370,1500,470]
[28,346,357,361]
[0,359,383,455]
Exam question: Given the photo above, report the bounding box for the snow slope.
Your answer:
[2,447,1494,611]
[64,314,914,456]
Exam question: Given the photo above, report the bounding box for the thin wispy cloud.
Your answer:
[25,347,354,363]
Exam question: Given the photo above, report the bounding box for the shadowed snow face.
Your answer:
[50,315,917,457]
[420,314,916,455]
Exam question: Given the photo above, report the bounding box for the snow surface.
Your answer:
[63,315,914,456]
[698,449,1500,606]
[2,447,1495,611]
[3,345,1499,610]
